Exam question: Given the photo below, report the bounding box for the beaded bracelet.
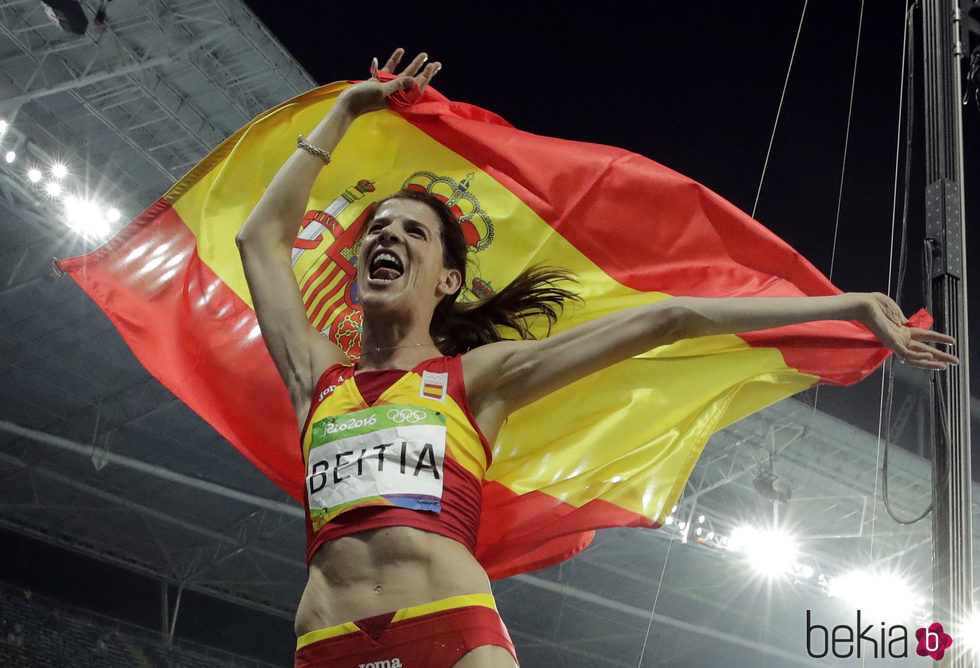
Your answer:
[296,135,331,165]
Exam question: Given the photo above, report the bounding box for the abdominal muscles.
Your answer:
[294,526,490,636]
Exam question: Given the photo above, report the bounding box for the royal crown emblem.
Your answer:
[400,171,494,252]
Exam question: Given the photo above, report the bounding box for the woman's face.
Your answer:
[356,198,461,316]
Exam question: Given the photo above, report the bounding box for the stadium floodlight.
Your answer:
[45,181,61,196]
[0,119,7,135]
[51,162,68,179]
[4,150,14,164]
[828,571,916,622]
[729,525,797,577]
[106,207,121,223]
[64,195,109,239]
[27,167,42,183]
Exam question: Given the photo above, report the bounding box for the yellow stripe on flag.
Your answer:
[494,289,816,521]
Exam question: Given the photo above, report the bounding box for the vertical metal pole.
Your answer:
[922,1,973,666]
[160,579,171,647]
[168,584,184,644]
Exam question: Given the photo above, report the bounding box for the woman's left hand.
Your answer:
[858,292,958,370]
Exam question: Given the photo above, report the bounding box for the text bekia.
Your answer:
[805,610,908,659]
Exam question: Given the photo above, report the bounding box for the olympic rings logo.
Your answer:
[386,408,427,424]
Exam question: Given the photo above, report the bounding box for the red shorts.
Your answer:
[294,594,518,667]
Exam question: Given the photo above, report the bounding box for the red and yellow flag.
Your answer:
[56,81,924,580]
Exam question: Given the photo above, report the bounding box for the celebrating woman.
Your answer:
[236,49,956,668]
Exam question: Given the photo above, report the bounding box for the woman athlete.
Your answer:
[236,49,958,668]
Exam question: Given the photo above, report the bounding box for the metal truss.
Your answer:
[0,426,303,619]
[507,573,815,667]
[0,0,315,245]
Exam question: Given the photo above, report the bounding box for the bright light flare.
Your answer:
[829,571,916,622]
[0,119,7,134]
[4,150,14,164]
[729,526,798,577]
[45,181,61,197]
[64,195,109,238]
[27,167,42,183]
[106,207,121,223]
[958,613,980,653]
[51,162,68,179]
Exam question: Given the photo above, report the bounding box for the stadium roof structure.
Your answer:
[1,2,978,666]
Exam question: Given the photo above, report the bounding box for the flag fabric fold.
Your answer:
[56,80,925,580]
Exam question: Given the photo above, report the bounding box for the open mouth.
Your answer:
[368,250,404,282]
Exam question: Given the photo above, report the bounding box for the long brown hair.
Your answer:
[362,189,580,356]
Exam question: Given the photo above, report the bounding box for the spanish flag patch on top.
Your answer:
[420,370,449,402]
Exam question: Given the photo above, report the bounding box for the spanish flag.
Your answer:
[55,80,924,580]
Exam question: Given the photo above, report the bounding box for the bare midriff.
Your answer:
[294,526,491,636]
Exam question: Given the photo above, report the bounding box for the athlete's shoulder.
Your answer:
[415,354,461,373]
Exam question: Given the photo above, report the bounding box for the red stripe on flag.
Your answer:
[301,261,341,304]
[477,480,656,580]
[308,273,348,327]
[739,310,930,385]
[57,204,306,500]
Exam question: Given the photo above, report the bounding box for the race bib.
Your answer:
[307,404,446,530]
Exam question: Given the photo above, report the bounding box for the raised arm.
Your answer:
[236,49,441,427]
[464,292,957,437]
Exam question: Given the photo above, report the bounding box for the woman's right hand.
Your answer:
[337,48,441,118]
